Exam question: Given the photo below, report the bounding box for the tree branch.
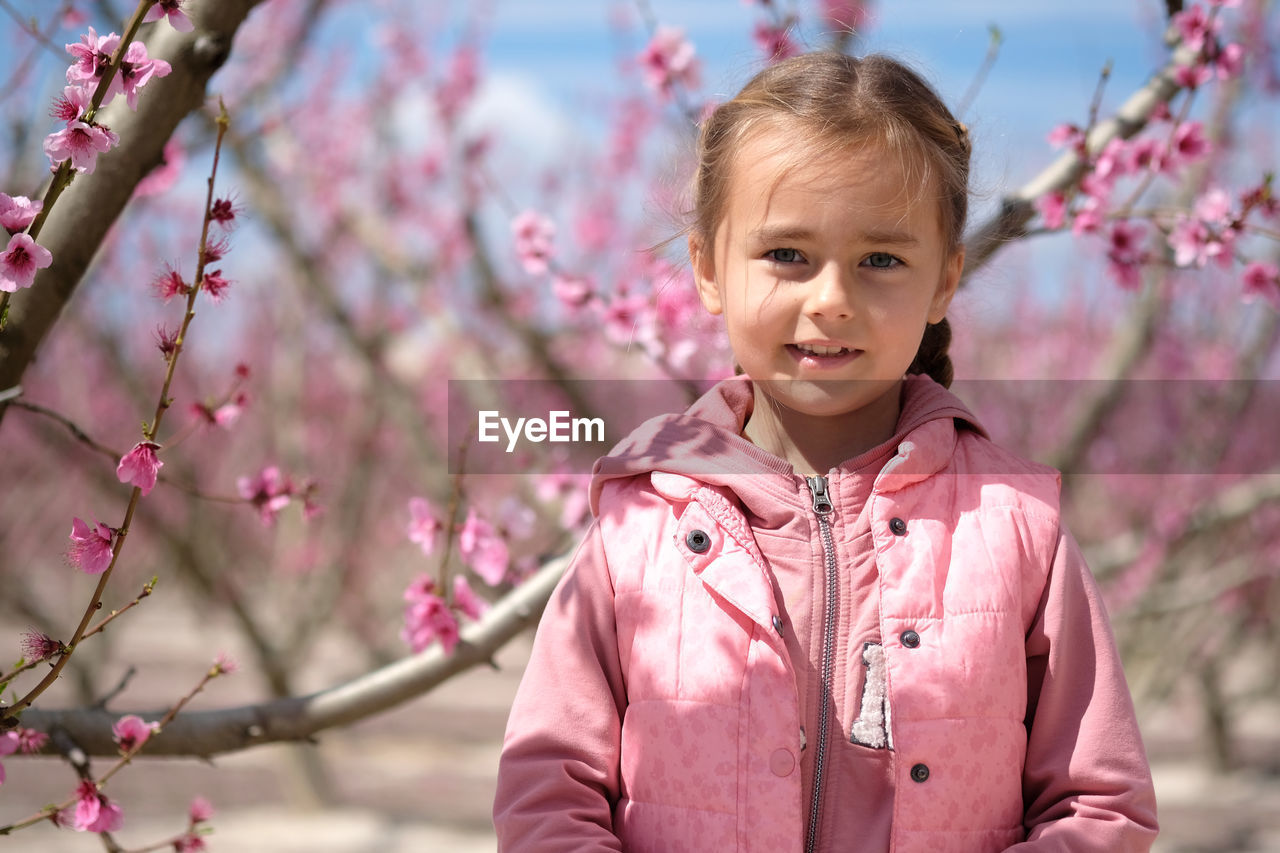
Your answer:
[18,550,567,757]
[961,39,1200,284]
[0,0,269,393]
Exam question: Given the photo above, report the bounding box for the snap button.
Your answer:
[910,763,930,783]
[769,748,795,777]
[889,517,907,536]
[685,529,710,553]
[772,614,784,635]
[901,629,921,649]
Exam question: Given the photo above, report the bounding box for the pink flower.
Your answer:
[209,197,241,228]
[1211,41,1245,79]
[143,0,194,32]
[0,232,53,292]
[43,120,118,173]
[458,508,509,585]
[212,652,238,675]
[1070,198,1105,236]
[19,630,62,663]
[511,210,555,275]
[1167,215,1224,268]
[1036,191,1068,229]
[407,497,442,556]
[1106,221,1147,289]
[0,731,18,786]
[68,517,115,574]
[1168,121,1211,168]
[50,84,93,123]
[175,834,207,852]
[111,714,158,753]
[1242,261,1280,309]
[639,26,700,99]
[452,575,488,621]
[237,466,293,525]
[1172,4,1220,53]
[117,441,163,495]
[0,193,42,231]
[1194,187,1234,226]
[552,273,595,309]
[402,586,461,654]
[65,27,120,86]
[72,780,123,833]
[435,45,479,126]
[201,268,231,302]
[112,41,172,110]
[1174,63,1213,89]
[134,139,185,198]
[189,796,215,823]
[819,0,871,31]
[1124,137,1166,174]
[153,265,189,301]
[753,21,798,62]
[1046,122,1085,152]
[15,727,48,754]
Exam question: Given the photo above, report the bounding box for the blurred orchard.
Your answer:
[0,0,1278,849]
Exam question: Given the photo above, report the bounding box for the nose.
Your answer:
[802,264,853,320]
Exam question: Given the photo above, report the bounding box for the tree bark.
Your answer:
[0,0,267,391]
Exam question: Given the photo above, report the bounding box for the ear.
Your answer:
[689,233,723,316]
[928,246,964,324]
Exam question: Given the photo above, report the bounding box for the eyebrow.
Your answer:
[749,225,921,247]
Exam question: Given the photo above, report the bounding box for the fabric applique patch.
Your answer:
[850,641,893,750]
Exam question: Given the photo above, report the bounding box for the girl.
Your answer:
[493,52,1158,852]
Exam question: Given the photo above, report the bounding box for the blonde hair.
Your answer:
[691,52,970,386]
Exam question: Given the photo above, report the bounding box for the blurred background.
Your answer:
[1,0,1278,849]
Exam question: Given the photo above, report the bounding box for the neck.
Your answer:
[743,381,903,477]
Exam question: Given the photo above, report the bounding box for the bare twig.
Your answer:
[18,550,568,757]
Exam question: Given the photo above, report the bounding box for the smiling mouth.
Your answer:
[790,343,855,356]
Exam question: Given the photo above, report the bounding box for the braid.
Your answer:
[908,318,954,388]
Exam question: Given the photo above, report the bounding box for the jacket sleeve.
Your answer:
[1011,524,1159,851]
[493,520,627,852]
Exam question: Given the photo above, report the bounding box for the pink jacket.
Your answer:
[494,377,1158,852]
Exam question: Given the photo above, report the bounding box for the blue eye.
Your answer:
[766,248,803,264]
[865,252,901,269]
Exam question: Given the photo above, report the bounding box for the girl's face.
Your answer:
[691,127,963,431]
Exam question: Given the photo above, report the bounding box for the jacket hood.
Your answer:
[589,374,987,518]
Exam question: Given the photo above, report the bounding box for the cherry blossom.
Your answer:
[0,731,18,785]
[212,652,238,675]
[72,780,123,833]
[174,834,208,852]
[0,232,53,292]
[452,575,489,621]
[109,41,172,111]
[819,0,871,31]
[407,496,442,556]
[201,268,231,302]
[65,27,120,86]
[1106,221,1148,289]
[511,210,555,276]
[117,441,163,494]
[1242,261,1280,309]
[1167,215,1226,268]
[236,466,293,525]
[153,265,190,301]
[0,193,42,231]
[19,630,61,663]
[1046,122,1085,152]
[552,273,595,309]
[1172,4,1221,53]
[189,796,215,823]
[458,508,509,585]
[143,0,195,33]
[639,26,700,99]
[50,83,93,124]
[402,584,460,654]
[1036,191,1069,229]
[112,714,158,753]
[753,21,799,62]
[68,517,115,574]
[14,727,47,754]
[1168,121,1212,169]
[43,119,118,174]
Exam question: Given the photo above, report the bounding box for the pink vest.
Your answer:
[599,419,1059,853]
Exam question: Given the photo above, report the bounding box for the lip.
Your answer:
[786,342,862,369]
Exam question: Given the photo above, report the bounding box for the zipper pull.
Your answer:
[806,475,833,516]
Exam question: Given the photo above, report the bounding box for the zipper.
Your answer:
[804,475,836,853]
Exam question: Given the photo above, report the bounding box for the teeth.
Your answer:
[796,343,849,356]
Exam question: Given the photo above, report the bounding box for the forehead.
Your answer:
[721,125,938,232]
